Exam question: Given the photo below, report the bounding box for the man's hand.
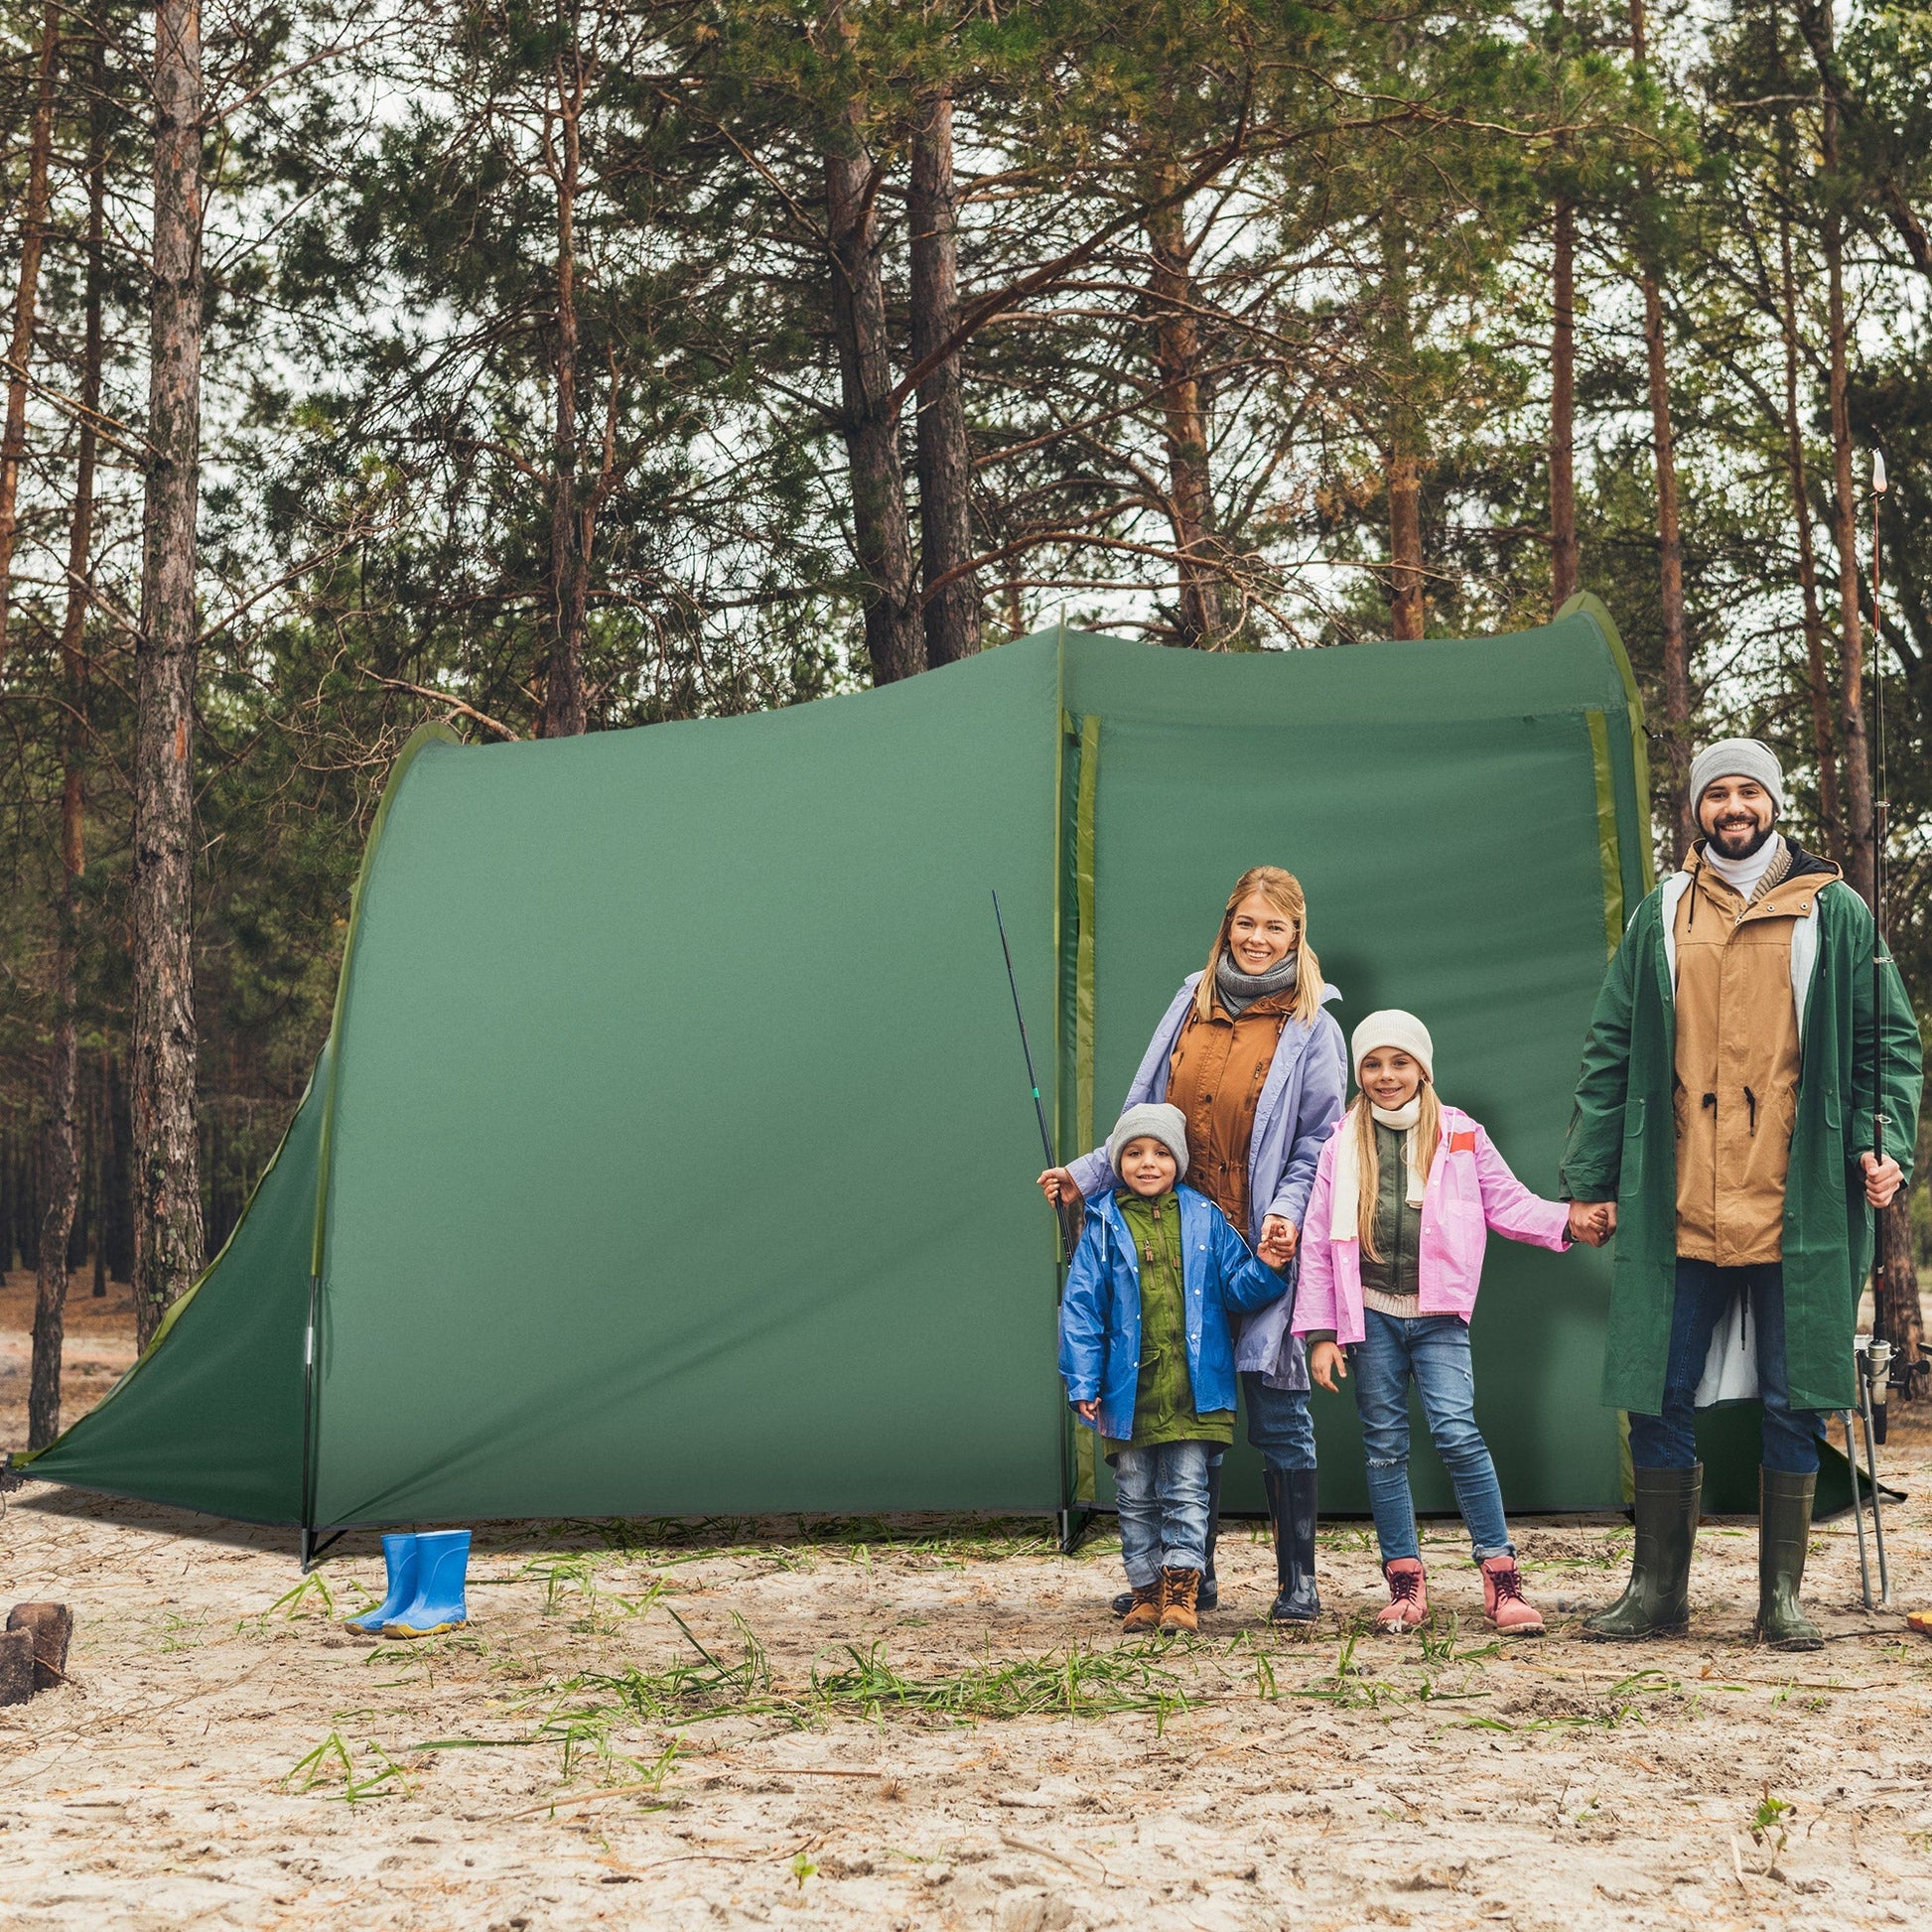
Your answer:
[1309,1340,1346,1392]
[1072,1398,1099,1425]
[1567,1200,1613,1247]
[1862,1152,1904,1208]
[1570,1199,1616,1245]
[1038,1167,1082,1207]
[1258,1215,1299,1268]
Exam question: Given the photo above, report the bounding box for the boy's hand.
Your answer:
[1072,1399,1099,1425]
[1258,1215,1299,1267]
[1310,1341,1346,1392]
[1039,1167,1082,1207]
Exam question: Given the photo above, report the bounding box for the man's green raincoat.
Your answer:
[1562,864,1922,1415]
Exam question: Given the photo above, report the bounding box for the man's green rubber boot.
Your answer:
[1584,1463,1701,1640]
[1755,1467,1823,1651]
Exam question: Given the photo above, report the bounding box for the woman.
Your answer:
[1040,866,1347,1621]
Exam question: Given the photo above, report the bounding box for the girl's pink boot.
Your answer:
[1375,1558,1427,1630]
[1480,1556,1544,1635]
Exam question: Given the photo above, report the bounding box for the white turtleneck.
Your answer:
[1701,829,1783,899]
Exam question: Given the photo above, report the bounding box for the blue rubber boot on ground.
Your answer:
[381,1530,471,1638]
[345,1533,418,1631]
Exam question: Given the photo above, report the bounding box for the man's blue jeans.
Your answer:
[1626,1258,1826,1474]
[1352,1311,1513,1564]
[1111,1441,1212,1586]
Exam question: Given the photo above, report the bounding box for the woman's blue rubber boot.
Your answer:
[345,1533,418,1631]
[381,1530,471,1638]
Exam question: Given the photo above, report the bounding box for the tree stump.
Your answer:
[0,1627,34,1706]
[5,1602,71,1691]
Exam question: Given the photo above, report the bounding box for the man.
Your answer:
[1563,739,1921,1648]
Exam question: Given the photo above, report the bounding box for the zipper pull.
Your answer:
[1744,1086,1758,1136]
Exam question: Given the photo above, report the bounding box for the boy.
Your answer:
[1058,1103,1288,1632]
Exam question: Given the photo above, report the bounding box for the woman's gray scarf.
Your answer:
[1214,949,1300,1017]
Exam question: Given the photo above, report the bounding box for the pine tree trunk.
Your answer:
[1550,197,1579,610]
[543,18,589,739]
[1629,0,1692,860]
[908,87,979,667]
[1379,212,1426,640]
[29,47,105,1446]
[1875,1199,1923,1384]
[1778,207,1842,859]
[1641,270,1693,859]
[1146,180,1221,646]
[132,0,207,1349]
[30,961,77,1447]
[1821,61,1873,900]
[0,3,62,677]
[826,117,920,684]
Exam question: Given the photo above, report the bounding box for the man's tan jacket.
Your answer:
[1671,841,1837,1265]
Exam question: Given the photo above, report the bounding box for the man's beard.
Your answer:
[1706,817,1774,860]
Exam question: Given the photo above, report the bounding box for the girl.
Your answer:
[1040,867,1346,1623]
[1289,1011,1605,1634]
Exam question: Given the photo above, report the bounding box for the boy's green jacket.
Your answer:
[1561,868,1922,1415]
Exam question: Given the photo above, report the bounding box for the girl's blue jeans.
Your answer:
[1351,1310,1513,1565]
[1111,1441,1211,1586]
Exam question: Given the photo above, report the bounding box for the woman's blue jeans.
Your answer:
[1111,1441,1212,1586]
[1625,1259,1825,1473]
[1241,1370,1317,1472]
[1351,1310,1512,1564]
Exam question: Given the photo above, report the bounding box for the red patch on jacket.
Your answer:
[1448,1130,1478,1153]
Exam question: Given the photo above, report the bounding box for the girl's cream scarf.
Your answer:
[1328,1098,1428,1245]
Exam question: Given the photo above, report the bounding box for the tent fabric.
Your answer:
[31,601,1799,1532]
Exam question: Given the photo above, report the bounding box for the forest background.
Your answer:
[2,0,1930,1452]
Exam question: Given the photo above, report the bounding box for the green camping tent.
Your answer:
[30,596,1792,1544]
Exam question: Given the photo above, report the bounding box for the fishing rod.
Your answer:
[1851,447,1892,1608]
[992,890,1081,1263]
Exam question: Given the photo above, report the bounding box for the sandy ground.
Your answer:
[3,1276,1932,1929]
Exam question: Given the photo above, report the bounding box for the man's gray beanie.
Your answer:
[1107,1102,1189,1181]
[1689,738,1784,816]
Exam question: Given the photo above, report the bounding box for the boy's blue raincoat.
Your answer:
[1057,1184,1288,1443]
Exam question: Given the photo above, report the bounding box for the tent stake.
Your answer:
[1058,1505,1094,1557]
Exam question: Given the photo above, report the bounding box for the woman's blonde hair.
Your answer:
[1350,1080,1443,1260]
[1195,866,1324,1026]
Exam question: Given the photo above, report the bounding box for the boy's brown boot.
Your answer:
[1158,1567,1201,1633]
[1120,1579,1164,1633]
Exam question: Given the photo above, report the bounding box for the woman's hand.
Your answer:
[1038,1167,1082,1207]
[1258,1215,1299,1267]
[1309,1340,1346,1392]
[1072,1399,1099,1424]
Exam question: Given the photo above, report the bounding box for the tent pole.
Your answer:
[299,1269,322,1571]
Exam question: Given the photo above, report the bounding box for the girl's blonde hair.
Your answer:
[1350,1078,1442,1260]
[1195,866,1324,1026]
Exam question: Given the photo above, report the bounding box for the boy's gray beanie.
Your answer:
[1689,738,1784,816]
[1107,1103,1189,1181]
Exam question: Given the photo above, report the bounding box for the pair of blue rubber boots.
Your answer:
[345,1530,471,1637]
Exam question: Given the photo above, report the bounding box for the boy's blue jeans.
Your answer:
[1112,1441,1212,1586]
[1625,1259,1826,1474]
[1352,1310,1513,1565]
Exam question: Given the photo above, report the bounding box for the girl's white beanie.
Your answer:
[1350,1010,1434,1083]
